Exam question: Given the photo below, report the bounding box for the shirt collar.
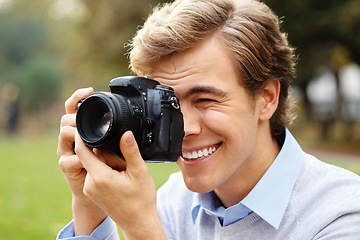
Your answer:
[191,129,304,229]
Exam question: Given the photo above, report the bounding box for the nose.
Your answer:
[181,104,201,139]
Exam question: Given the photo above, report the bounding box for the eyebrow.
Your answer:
[184,86,228,98]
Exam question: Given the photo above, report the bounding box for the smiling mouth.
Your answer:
[182,144,220,161]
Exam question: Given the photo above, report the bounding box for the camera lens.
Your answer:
[77,96,113,142]
[97,111,111,136]
[76,92,140,150]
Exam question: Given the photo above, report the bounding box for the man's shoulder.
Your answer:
[283,153,360,237]
[293,153,360,211]
[302,153,360,186]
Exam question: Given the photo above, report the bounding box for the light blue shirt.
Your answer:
[191,128,304,229]
[57,216,118,240]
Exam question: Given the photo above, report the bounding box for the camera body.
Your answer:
[76,76,184,162]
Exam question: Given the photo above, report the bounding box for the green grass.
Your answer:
[0,133,358,239]
[0,133,179,240]
[0,134,72,239]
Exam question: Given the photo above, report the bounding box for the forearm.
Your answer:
[72,195,107,236]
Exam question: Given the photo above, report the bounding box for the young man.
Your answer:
[57,0,360,239]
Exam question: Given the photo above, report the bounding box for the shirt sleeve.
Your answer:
[57,216,120,240]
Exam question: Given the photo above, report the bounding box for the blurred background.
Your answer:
[0,0,359,239]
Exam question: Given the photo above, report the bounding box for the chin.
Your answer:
[181,174,216,193]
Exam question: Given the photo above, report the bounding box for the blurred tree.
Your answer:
[265,0,360,140]
[68,0,360,109]
[0,18,45,68]
[265,0,360,87]
[16,56,62,115]
[64,0,168,90]
[2,0,358,137]
[0,0,65,132]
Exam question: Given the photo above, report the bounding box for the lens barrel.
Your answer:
[76,92,139,151]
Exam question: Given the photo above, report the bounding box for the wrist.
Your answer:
[72,195,107,236]
[121,210,167,240]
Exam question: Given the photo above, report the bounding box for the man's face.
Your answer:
[151,36,265,196]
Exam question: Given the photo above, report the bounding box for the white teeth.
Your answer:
[203,148,209,157]
[184,152,192,159]
[182,146,218,160]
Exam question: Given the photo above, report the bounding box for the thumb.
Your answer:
[119,131,146,177]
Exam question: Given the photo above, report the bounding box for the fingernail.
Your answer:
[83,87,93,94]
[126,131,135,145]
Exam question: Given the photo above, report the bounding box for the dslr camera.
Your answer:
[76,76,184,162]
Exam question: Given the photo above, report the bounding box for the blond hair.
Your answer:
[129,0,296,137]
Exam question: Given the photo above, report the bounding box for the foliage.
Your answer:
[63,0,169,90]
[265,0,360,140]
[0,17,45,68]
[1,0,359,130]
[16,56,63,115]
[0,0,64,123]
[264,0,360,86]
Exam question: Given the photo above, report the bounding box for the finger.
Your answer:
[65,87,93,114]
[58,154,84,175]
[94,149,127,172]
[74,132,112,176]
[57,125,77,158]
[119,131,147,178]
[60,113,76,128]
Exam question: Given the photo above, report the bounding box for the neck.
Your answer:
[215,127,280,208]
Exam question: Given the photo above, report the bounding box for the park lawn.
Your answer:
[0,134,179,240]
[0,134,358,239]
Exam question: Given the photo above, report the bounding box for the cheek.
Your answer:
[201,108,258,151]
[201,107,254,134]
[201,110,231,132]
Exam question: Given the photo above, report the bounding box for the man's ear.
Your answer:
[259,79,280,122]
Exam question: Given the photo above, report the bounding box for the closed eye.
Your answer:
[195,98,217,104]
[193,98,220,108]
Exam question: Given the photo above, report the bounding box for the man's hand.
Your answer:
[57,88,107,236]
[74,130,167,239]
